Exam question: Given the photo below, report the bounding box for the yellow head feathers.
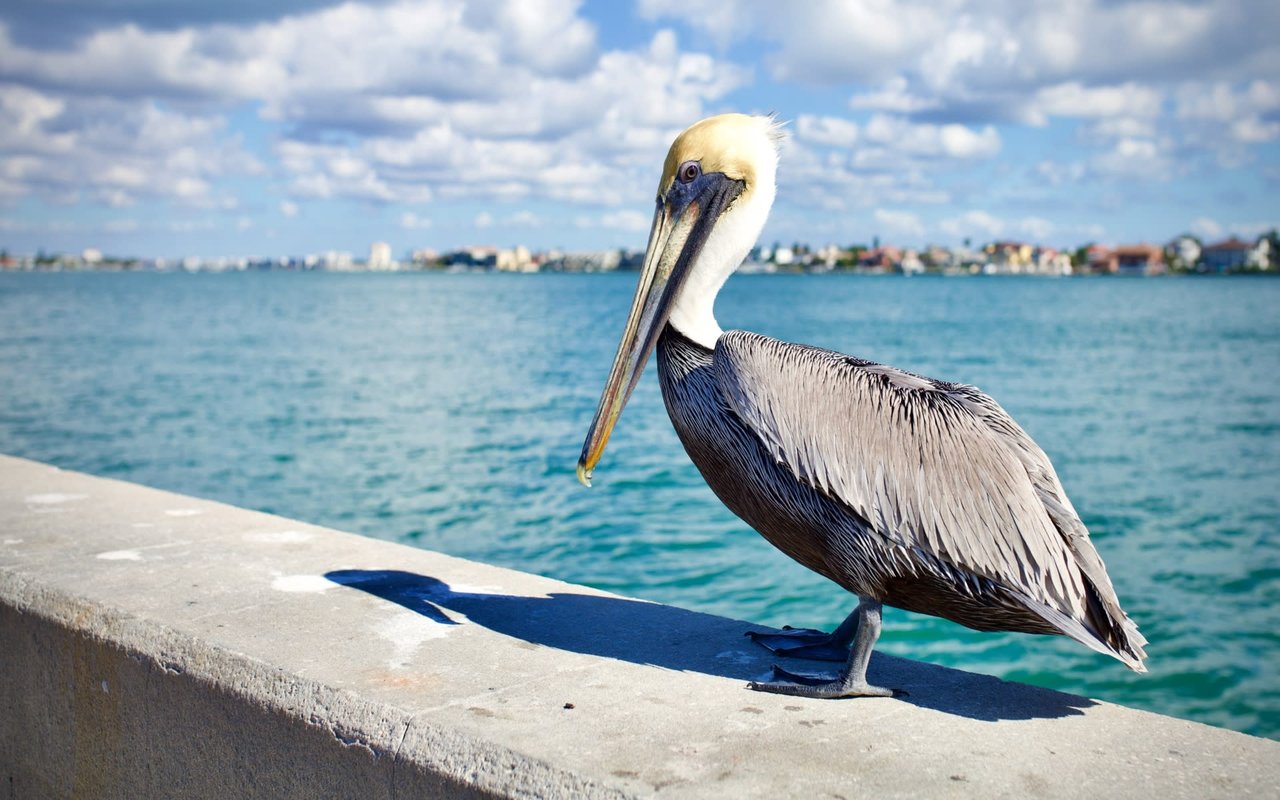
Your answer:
[658,114,785,199]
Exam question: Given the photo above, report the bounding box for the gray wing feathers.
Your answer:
[715,330,1146,669]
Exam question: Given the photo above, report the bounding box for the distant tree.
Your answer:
[1071,243,1092,269]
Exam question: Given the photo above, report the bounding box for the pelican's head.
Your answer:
[577,113,783,486]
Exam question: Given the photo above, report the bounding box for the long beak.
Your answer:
[576,174,741,487]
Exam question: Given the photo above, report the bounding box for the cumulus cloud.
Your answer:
[860,114,1001,162]
[646,1,1278,99]
[872,208,924,239]
[0,83,260,207]
[1030,82,1164,123]
[942,210,1006,239]
[1191,217,1224,239]
[644,0,1280,171]
[0,1,745,216]
[574,209,653,233]
[794,115,859,148]
[399,211,432,230]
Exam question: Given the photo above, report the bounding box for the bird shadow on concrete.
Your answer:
[324,568,1095,723]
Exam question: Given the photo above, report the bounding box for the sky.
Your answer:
[0,0,1277,259]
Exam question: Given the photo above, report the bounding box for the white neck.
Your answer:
[667,167,776,350]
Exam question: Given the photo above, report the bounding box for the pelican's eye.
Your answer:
[677,160,701,184]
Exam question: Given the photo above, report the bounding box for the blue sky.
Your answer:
[1,0,1277,259]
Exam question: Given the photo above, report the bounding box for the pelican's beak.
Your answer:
[577,173,743,487]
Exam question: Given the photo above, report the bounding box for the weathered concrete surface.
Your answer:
[0,454,1276,799]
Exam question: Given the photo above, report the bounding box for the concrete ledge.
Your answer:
[2,454,1276,798]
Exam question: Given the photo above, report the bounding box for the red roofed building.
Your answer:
[1089,244,1164,275]
[1201,238,1253,273]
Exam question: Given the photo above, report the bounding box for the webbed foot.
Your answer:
[748,666,898,699]
[744,598,903,700]
[745,626,851,662]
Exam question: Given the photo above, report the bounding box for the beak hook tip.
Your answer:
[575,461,593,488]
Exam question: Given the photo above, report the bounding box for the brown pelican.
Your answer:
[577,113,1147,698]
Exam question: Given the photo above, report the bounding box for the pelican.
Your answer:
[577,113,1147,698]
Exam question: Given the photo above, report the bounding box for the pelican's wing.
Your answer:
[714,330,1146,668]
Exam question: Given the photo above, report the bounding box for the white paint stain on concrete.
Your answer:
[375,610,452,669]
[448,583,506,596]
[131,523,155,529]
[271,574,334,593]
[25,493,88,505]
[243,530,313,544]
[98,549,144,561]
[165,508,204,517]
[3,538,23,545]
[94,541,191,562]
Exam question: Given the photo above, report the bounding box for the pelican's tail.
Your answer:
[1017,589,1149,672]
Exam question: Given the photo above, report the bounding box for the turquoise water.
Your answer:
[1,271,1277,738]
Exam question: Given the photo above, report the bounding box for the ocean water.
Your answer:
[1,270,1277,739]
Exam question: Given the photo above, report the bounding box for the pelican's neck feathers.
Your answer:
[666,114,783,350]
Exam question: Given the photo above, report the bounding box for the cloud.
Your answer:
[1088,137,1172,180]
[1031,82,1164,123]
[646,1,1278,96]
[1192,217,1274,241]
[0,2,744,217]
[399,211,432,229]
[936,211,1060,243]
[507,210,542,227]
[279,201,299,218]
[644,0,1280,171]
[1191,217,1223,239]
[103,218,140,233]
[0,0,356,44]
[794,115,859,148]
[848,76,935,114]
[872,208,924,239]
[574,209,653,233]
[0,83,261,207]
[942,210,1006,239]
[860,114,1001,161]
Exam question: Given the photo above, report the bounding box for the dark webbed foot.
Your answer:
[747,670,896,696]
[745,608,860,662]
[745,627,850,662]
[745,598,902,700]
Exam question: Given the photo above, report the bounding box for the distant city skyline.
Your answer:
[1,1,1277,259]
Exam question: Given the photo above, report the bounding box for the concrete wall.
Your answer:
[1,453,1276,798]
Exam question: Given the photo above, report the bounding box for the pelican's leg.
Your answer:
[747,598,897,699]
[744,608,859,662]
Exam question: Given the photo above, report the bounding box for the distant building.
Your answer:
[1031,247,1072,276]
[983,241,1034,274]
[857,246,900,273]
[1089,244,1164,275]
[1201,238,1252,273]
[368,241,394,270]
[320,250,355,271]
[1249,237,1272,270]
[495,245,536,272]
